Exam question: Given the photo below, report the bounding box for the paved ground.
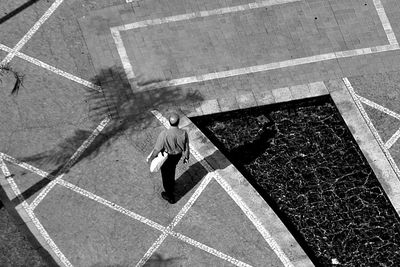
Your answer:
[1,0,400,266]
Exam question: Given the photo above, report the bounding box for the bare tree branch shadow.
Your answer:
[88,253,185,267]
[10,66,203,204]
[143,253,186,267]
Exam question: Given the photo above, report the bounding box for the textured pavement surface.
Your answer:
[1,0,400,266]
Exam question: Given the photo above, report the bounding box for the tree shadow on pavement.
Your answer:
[10,66,203,204]
[89,253,185,267]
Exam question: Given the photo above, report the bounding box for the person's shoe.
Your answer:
[161,192,176,204]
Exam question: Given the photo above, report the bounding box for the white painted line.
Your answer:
[110,28,136,80]
[112,0,399,88]
[58,179,166,231]
[29,116,111,211]
[136,172,215,267]
[119,0,300,31]
[0,159,73,267]
[151,110,294,267]
[1,0,65,65]
[372,0,399,45]
[385,128,400,149]
[0,44,101,91]
[357,95,400,121]
[58,178,253,267]
[170,231,253,267]
[111,0,301,82]
[1,153,52,178]
[343,78,400,181]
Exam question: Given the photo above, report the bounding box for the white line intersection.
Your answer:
[0,0,400,265]
[0,153,254,267]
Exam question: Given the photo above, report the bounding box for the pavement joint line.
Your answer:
[0,43,102,92]
[58,178,253,267]
[151,110,294,267]
[1,0,65,65]
[385,128,400,149]
[0,158,73,267]
[357,95,400,121]
[373,0,399,45]
[29,116,111,211]
[344,78,400,182]
[136,172,215,266]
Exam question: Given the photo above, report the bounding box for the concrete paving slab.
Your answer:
[5,164,48,205]
[34,183,161,267]
[57,127,208,227]
[154,236,237,267]
[4,57,92,130]
[174,178,284,267]
[390,140,400,169]
[348,71,400,114]
[20,2,97,81]
[362,103,400,143]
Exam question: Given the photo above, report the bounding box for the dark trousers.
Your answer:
[160,153,182,198]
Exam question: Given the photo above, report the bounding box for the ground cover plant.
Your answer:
[192,95,400,266]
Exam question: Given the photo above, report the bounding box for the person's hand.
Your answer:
[183,158,189,164]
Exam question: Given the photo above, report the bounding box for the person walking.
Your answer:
[148,112,190,204]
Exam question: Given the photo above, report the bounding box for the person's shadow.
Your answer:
[173,117,277,203]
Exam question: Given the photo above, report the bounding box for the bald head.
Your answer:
[169,113,180,126]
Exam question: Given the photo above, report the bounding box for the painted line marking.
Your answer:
[58,178,252,267]
[373,0,399,45]
[385,128,400,149]
[136,172,215,267]
[357,95,400,121]
[1,153,52,178]
[356,95,400,148]
[0,158,73,267]
[151,110,294,267]
[0,43,101,91]
[111,0,301,80]
[343,78,400,181]
[110,29,136,80]
[29,116,111,211]
[1,0,65,65]
[112,0,399,85]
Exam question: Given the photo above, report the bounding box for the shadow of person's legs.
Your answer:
[174,160,208,202]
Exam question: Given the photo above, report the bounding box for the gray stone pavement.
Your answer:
[1,0,400,266]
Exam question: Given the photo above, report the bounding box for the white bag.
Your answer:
[147,150,168,173]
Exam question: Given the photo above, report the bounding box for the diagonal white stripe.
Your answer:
[135,172,215,267]
[29,116,111,211]
[372,0,399,45]
[0,44,101,91]
[58,178,253,267]
[0,159,73,267]
[385,128,400,149]
[357,95,400,121]
[343,78,400,181]
[1,0,65,65]
[151,110,294,267]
